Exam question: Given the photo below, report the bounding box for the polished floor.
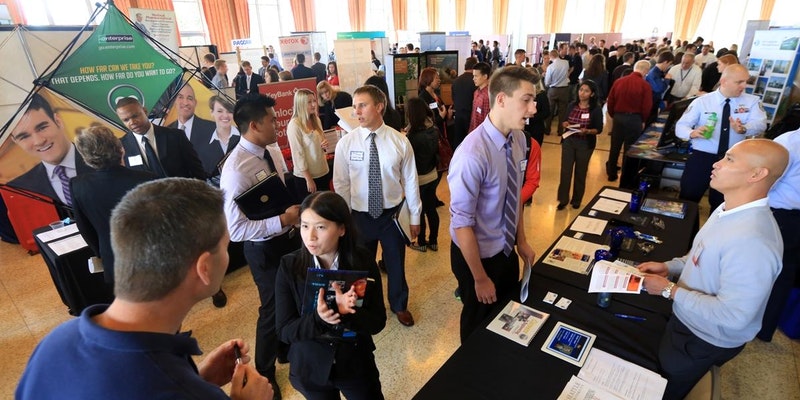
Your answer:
[1,129,799,399]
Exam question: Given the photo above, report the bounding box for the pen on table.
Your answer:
[614,313,647,322]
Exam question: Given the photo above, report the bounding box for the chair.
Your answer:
[683,365,721,400]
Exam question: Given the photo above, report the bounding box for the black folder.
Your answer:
[234,172,293,220]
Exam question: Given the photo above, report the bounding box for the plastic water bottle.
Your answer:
[594,249,614,308]
[704,112,717,139]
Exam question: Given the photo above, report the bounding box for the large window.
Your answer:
[694,0,761,52]
[21,0,99,26]
[173,0,207,45]
[365,0,393,32]
[249,0,291,47]
[619,0,676,42]
[315,0,351,50]
[561,0,605,34]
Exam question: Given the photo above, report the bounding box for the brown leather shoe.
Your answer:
[395,310,415,326]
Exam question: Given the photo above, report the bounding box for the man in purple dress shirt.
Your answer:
[448,66,538,342]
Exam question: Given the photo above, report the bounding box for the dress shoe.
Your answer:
[435,199,445,207]
[571,203,580,209]
[454,287,461,301]
[428,243,438,252]
[608,174,618,182]
[212,289,227,308]
[556,203,567,210]
[410,242,427,252]
[395,310,415,326]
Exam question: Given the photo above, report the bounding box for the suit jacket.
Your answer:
[193,133,241,177]
[311,62,327,83]
[120,125,207,179]
[234,73,266,99]
[70,166,157,284]
[168,115,215,143]
[452,71,476,147]
[7,145,92,218]
[291,64,317,81]
[275,248,386,387]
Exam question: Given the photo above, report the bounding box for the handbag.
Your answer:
[437,126,453,172]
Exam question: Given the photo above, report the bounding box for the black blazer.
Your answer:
[70,166,157,284]
[194,133,241,177]
[320,91,353,130]
[120,124,207,179]
[234,73,266,99]
[418,89,447,136]
[7,145,92,218]
[291,64,317,81]
[275,248,386,387]
[311,62,327,83]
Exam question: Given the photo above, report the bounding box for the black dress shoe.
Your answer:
[571,203,580,209]
[557,203,567,210]
[212,289,227,308]
[435,199,445,207]
[608,174,618,182]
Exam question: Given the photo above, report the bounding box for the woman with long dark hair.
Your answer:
[404,97,440,252]
[557,79,604,210]
[275,191,386,399]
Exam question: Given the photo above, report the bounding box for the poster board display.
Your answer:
[257,78,318,151]
[745,29,800,125]
[384,53,421,109]
[445,34,471,74]
[279,34,313,71]
[334,38,374,98]
[129,7,179,54]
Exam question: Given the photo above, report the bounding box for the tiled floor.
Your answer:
[1,129,799,399]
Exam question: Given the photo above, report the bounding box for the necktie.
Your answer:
[53,165,72,206]
[263,149,277,173]
[246,75,251,92]
[717,98,731,156]
[503,137,518,256]
[368,132,384,219]
[142,136,166,178]
[178,124,185,131]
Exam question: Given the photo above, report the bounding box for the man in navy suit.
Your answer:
[8,93,91,218]
[71,126,157,290]
[290,53,317,80]
[234,61,266,99]
[115,97,206,180]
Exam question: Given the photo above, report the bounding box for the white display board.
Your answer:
[334,38,375,97]
[745,29,800,125]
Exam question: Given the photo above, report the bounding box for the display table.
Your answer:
[414,187,699,399]
[33,225,112,316]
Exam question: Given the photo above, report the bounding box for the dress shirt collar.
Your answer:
[312,253,340,270]
[44,144,77,178]
[358,123,388,141]
[718,197,769,218]
[132,123,156,148]
[238,135,267,157]
[210,126,241,144]
[481,116,513,151]
[179,115,195,130]
[711,89,735,105]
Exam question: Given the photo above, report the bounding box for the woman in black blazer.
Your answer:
[275,191,386,399]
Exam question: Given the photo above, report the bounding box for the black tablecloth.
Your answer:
[415,187,699,399]
[34,226,112,316]
[414,274,669,399]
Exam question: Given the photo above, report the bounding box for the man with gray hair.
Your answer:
[71,126,157,290]
[605,60,653,181]
[17,178,273,399]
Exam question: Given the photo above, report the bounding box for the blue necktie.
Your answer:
[503,137,518,256]
[717,98,731,156]
[54,165,72,206]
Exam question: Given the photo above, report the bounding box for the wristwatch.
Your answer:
[661,282,676,299]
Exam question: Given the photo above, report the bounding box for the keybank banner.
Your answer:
[43,6,181,123]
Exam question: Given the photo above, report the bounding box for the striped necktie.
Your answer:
[53,165,72,206]
[503,137,517,256]
[368,132,384,218]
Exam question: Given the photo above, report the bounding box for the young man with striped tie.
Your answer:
[448,66,538,343]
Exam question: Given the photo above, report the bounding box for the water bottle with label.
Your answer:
[703,112,717,139]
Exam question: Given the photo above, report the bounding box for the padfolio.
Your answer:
[234,172,293,220]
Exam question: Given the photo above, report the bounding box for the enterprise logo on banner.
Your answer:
[99,34,134,43]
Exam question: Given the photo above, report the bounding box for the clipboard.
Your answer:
[233,172,293,220]
[392,199,412,246]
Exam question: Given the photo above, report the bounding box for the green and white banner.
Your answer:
[43,6,181,123]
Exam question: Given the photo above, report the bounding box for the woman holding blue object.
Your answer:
[557,79,604,210]
[275,191,386,399]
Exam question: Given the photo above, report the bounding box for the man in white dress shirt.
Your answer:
[333,84,422,327]
[219,93,300,399]
[665,53,702,104]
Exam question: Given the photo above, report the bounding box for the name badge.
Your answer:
[581,113,590,119]
[520,159,528,172]
[429,102,439,110]
[255,169,268,181]
[350,151,364,161]
[477,107,482,114]
[127,155,144,166]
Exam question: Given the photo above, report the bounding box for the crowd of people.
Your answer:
[8,31,799,400]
